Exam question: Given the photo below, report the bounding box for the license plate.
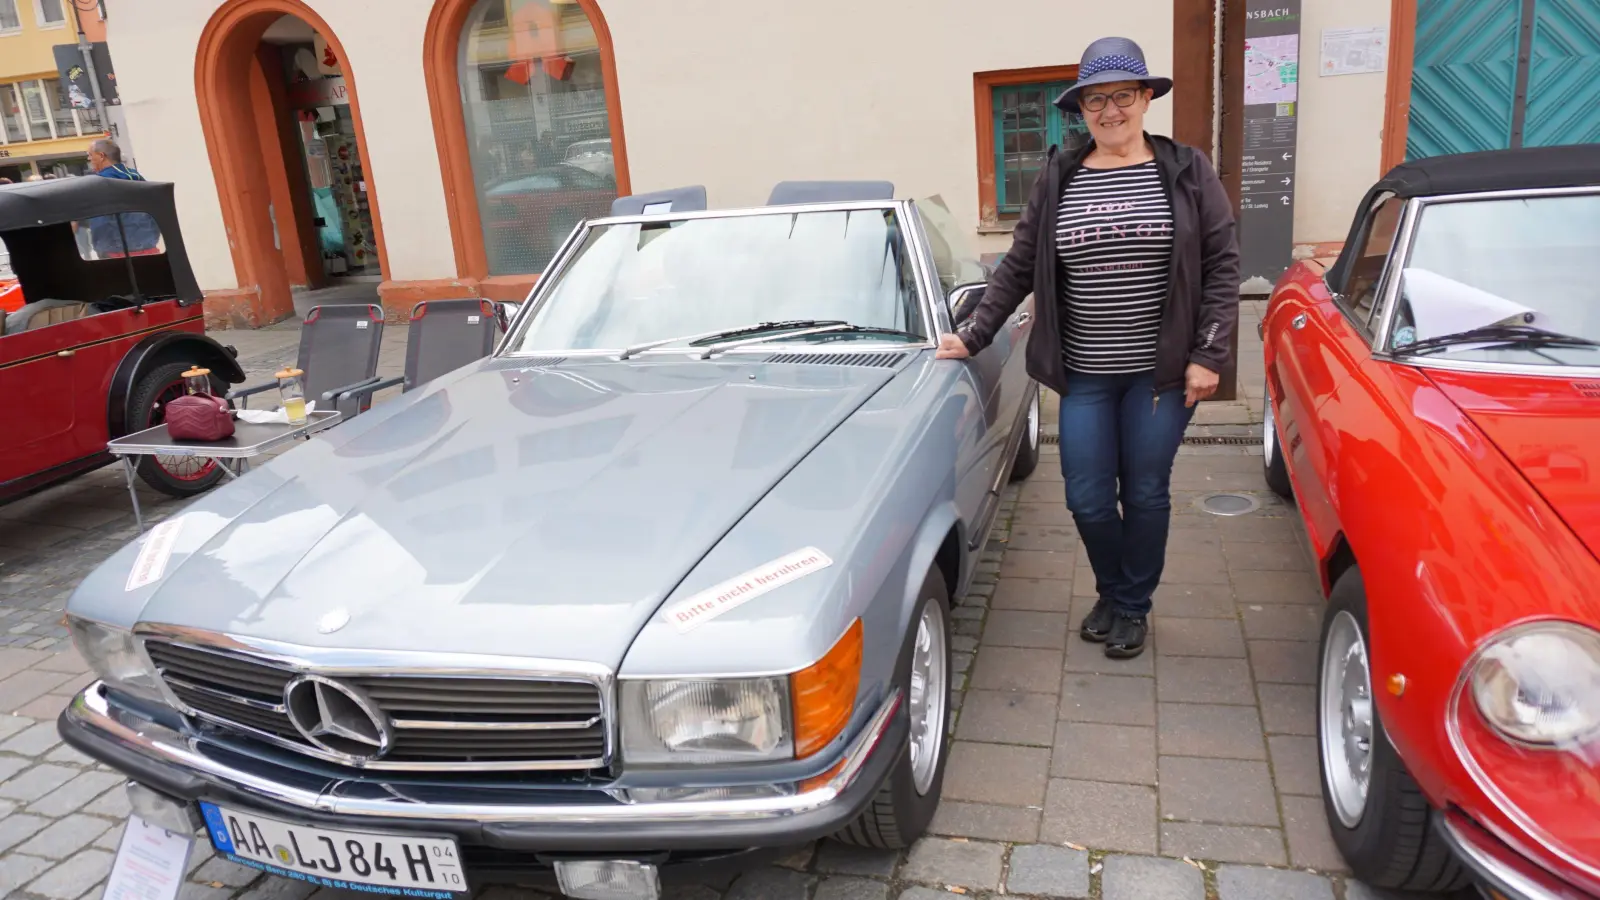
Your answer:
[199,802,468,897]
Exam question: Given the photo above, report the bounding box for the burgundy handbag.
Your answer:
[164,393,236,441]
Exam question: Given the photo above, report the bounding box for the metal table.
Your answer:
[106,411,340,530]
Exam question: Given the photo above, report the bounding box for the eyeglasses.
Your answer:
[1080,89,1144,112]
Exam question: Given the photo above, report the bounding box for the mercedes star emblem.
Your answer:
[283,675,391,761]
[317,609,350,634]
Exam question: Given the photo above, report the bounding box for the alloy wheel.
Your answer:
[907,599,948,796]
[1027,387,1040,449]
[1321,610,1374,827]
[1263,393,1277,469]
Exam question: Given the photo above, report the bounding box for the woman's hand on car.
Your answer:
[935,333,971,359]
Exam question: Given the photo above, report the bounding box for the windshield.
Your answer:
[508,208,926,353]
[1390,192,1600,365]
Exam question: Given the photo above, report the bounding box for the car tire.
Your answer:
[1263,390,1293,500]
[127,361,229,498]
[833,568,952,850]
[1317,568,1469,892]
[1008,383,1042,483]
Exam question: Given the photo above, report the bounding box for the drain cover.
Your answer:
[1197,492,1261,516]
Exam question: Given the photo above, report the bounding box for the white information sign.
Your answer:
[1320,26,1389,77]
[663,547,834,633]
[104,816,193,900]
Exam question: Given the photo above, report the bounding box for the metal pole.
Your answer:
[69,1,109,136]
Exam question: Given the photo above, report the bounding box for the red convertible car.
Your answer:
[1262,145,1600,900]
[0,178,244,504]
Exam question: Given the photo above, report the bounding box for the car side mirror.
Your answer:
[948,282,986,326]
[494,301,522,332]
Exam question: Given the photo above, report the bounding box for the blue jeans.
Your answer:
[1058,370,1195,617]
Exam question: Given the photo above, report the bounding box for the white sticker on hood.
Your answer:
[125,517,184,592]
[664,547,834,633]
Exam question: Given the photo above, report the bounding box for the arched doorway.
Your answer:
[195,0,389,327]
[424,0,630,301]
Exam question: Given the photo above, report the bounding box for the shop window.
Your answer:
[0,0,20,32]
[33,0,64,27]
[974,67,1088,224]
[459,0,618,276]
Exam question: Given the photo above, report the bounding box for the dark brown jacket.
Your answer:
[956,133,1241,396]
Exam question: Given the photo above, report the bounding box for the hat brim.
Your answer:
[1054,73,1173,114]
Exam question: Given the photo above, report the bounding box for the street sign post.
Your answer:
[1237,0,1303,291]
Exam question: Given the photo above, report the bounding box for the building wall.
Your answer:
[106,0,1177,294]
[600,0,1175,256]
[1,0,103,176]
[1292,0,1392,246]
[104,0,453,290]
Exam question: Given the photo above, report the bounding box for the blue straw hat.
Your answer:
[1054,37,1173,114]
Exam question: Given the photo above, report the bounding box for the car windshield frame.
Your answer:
[497,199,946,358]
[1370,184,1600,376]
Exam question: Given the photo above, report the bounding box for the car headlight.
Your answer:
[621,619,863,766]
[621,678,793,765]
[1470,621,1600,747]
[66,616,169,706]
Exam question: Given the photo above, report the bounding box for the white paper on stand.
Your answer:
[1402,268,1537,342]
[235,400,317,425]
[104,815,193,900]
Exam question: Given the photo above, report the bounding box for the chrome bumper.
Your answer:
[62,683,900,827]
[1434,809,1595,900]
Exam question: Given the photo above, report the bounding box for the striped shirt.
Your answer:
[1055,161,1174,374]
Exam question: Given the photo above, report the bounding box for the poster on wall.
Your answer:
[1237,0,1303,289]
[1320,26,1388,77]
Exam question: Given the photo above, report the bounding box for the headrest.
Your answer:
[610,185,708,216]
[766,180,895,205]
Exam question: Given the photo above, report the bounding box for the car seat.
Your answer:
[6,298,92,332]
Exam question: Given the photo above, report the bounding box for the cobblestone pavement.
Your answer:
[0,307,1474,899]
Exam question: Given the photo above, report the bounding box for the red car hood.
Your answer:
[1426,368,1600,560]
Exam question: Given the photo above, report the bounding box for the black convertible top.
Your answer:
[1326,145,1600,292]
[0,177,200,305]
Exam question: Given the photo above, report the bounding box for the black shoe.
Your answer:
[1079,598,1115,642]
[1105,615,1148,659]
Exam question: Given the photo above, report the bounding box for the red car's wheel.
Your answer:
[1317,568,1469,892]
[127,361,227,498]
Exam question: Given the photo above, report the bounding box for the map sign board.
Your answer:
[1238,0,1302,288]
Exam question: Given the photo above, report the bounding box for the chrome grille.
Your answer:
[143,640,606,770]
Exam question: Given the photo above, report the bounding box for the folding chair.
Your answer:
[229,303,385,417]
[332,298,499,411]
[610,185,707,216]
[766,180,895,205]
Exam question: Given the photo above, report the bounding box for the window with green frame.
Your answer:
[992,82,1089,215]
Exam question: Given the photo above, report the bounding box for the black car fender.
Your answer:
[107,331,246,437]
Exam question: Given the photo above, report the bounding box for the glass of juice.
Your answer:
[182,366,213,397]
[276,368,308,425]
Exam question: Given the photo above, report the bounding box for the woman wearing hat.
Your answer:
[937,37,1240,659]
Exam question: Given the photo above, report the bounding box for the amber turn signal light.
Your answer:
[792,618,863,759]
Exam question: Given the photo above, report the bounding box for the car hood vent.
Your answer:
[764,352,908,368]
[485,356,566,370]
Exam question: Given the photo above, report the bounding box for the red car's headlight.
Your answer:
[1470,621,1600,750]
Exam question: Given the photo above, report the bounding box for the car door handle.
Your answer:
[1013,312,1032,329]
[56,350,75,358]
[1291,313,1308,330]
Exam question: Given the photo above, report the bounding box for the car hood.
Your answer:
[124,357,903,668]
[1427,368,1600,561]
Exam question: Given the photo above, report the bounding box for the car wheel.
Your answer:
[1317,568,1469,892]
[1009,383,1042,483]
[833,568,952,849]
[127,361,228,498]
[1263,390,1293,500]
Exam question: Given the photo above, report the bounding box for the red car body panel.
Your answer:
[1264,257,1600,895]
[0,298,205,487]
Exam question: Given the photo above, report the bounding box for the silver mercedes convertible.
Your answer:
[58,186,1041,899]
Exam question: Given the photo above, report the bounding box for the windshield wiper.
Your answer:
[618,320,847,360]
[1395,324,1600,356]
[815,325,925,340]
